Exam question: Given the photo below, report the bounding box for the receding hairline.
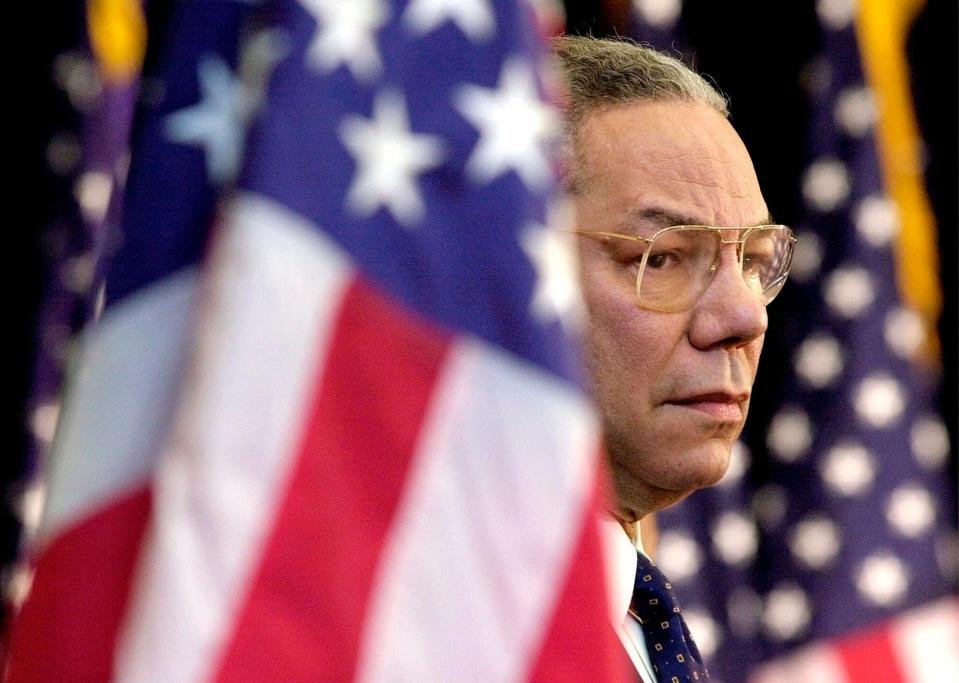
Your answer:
[552,35,730,193]
[552,35,729,122]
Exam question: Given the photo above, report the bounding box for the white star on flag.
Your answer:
[300,0,389,82]
[165,56,252,185]
[454,57,559,190]
[521,200,584,330]
[339,89,445,227]
[403,0,495,42]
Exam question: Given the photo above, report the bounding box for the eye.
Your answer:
[646,249,683,270]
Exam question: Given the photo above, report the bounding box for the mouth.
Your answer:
[664,391,749,421]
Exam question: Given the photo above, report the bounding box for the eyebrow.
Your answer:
[625,206,777,230]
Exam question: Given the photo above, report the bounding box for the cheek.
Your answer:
[581,282,680,413]
[745,335,765,380]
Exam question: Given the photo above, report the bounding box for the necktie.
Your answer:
[630,553,710,682]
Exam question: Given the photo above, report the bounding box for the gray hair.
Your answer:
[552,35,729,192]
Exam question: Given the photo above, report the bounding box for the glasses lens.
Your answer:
[743,227,794,303]
[638,228,720,312]
[636,226,795,311]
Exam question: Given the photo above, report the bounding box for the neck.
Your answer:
[609,508,656,558]
[619,518,639,545]
[608,503,640,543]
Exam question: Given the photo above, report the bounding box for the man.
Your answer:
[554,36,796,681]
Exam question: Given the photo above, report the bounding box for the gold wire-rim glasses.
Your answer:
[572,224,797,313]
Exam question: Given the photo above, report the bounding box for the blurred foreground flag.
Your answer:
[7,1,627,680]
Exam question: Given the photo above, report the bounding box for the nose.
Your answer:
[688,246,768,350]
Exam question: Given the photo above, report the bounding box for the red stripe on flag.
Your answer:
[835,621,904,683]
[5,486,152,683]
[527,466,633,683]
[212,276,451,682]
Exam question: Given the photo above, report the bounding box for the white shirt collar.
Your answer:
[600,516,658,683]
[599,516,647,629]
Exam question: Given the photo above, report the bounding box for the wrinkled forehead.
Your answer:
[570,100,768,228]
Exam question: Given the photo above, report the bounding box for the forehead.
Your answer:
[574,100,768,229]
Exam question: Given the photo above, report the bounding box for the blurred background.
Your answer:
[8,0,957,680]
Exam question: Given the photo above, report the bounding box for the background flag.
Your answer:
[613,1,958,681]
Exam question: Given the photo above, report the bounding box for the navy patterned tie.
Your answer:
[631,553,710,682]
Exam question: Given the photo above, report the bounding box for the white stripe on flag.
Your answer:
[889,597,959,683]
[114,194,351,683]
[749,643,848,683]
[355,339,598,683]
[40,268,199,543]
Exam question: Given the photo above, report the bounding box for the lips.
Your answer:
[665,391,749,420]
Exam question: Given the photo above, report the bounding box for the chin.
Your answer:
[654,462,728,496]
[606,431,734,516]
[641,439,731,492]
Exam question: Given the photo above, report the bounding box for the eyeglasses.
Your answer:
[574,225,797,313]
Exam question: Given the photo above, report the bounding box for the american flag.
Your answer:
[627,2,958,682]
[7,0,630,680]
[3,0,147,635]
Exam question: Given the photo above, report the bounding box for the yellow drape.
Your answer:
[87,0,147,84]
[856,0,942,363]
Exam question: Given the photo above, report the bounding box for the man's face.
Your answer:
[573,100,770,522]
